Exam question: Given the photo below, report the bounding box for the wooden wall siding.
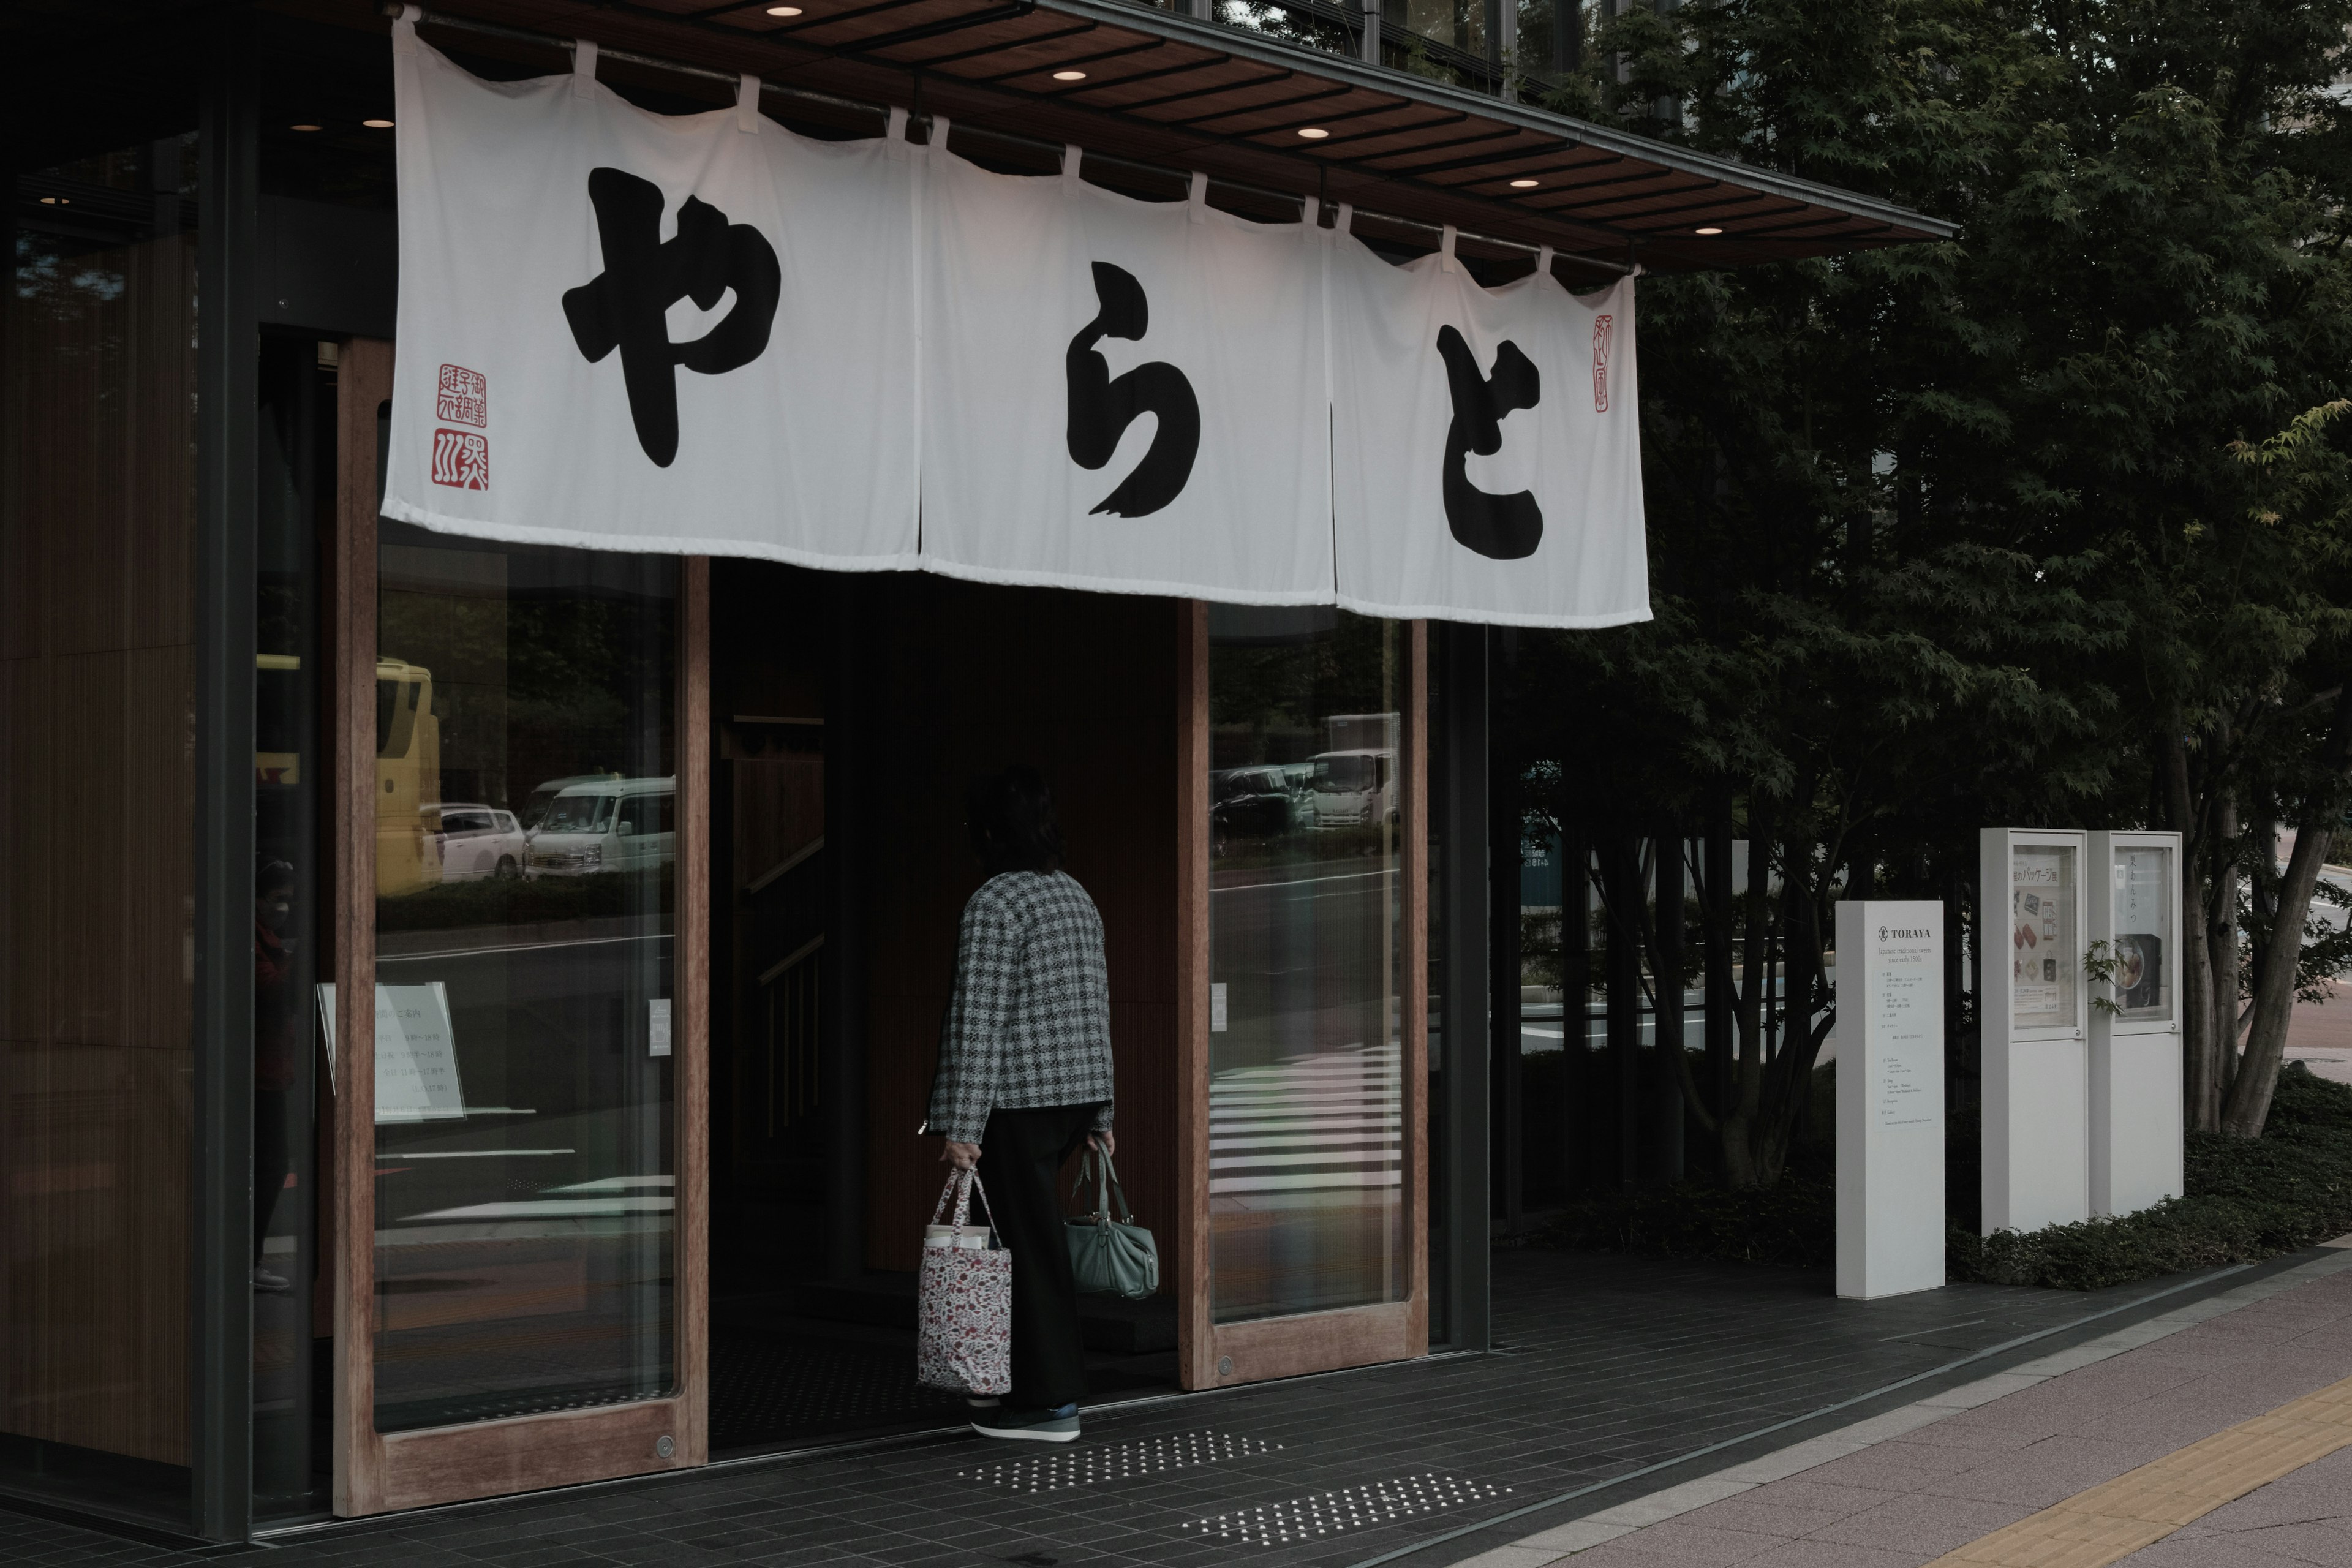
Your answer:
[331,338,390,1517]
[1174,601,1212,1389]
[862,578,1182,1271]
[1403,620,1430,1352]
[676,557,712,1466]
[0,227,198,1466]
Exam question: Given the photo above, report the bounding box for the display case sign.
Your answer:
[2011,845,2077,1030]
[2112,846,2172,1020]
[316,982,468,1122]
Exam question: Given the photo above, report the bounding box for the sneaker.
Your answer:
[971,1403,1080,1444]
[965,1395,1001,1409]
[252,1267,292,1294]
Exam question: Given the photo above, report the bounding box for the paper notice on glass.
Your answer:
[2010,846,2075,1030]
[315,982,467,1122]
[2113,846,2170,1017]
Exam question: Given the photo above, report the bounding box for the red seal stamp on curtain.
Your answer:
[436,364,488,427]
[431,428,489,490]
[1592,315,1614,414]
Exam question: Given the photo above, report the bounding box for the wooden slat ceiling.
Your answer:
[397,0,1957,273]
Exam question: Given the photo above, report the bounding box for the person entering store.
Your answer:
[925,767,1115,1444]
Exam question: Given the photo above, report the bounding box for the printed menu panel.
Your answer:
[315,982,469,1121]
[1871,916,1939,1129]
[2113,845,2171,1021]
[2011,845,2078,1031]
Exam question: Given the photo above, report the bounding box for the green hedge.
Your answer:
[1540,1063,2352,1292]
[375,869,671,933]
[1951,1065,2352,1290]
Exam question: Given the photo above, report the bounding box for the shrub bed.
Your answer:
[1952,1064,2352,1289]
[1540,1063,2352,1292]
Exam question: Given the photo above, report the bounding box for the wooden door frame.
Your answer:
[330,338,709,1515]
[1175,605,1430,1391]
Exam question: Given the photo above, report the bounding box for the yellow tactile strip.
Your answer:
[1929,1371,2352,1566]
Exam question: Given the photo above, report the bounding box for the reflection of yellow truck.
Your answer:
[252,654,445,894]
[375,658,442,895]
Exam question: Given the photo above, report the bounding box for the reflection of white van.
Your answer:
[1310,749,1395,828]
[526,777,676,878]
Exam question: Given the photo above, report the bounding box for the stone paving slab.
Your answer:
[1445,1248,2352,1568]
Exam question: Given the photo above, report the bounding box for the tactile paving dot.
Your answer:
[1180,1472,1512,1545]
[957,1430,1280,1491]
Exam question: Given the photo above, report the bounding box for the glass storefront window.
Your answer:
[1207,608,1404,1323]
[368,524,677,1431]
[2112,845,2173,1023]
[2009,844,2078,1031]
[2,135,201,1523]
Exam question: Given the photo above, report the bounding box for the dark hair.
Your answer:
[966,766,1064,876]
[256,858,295,895]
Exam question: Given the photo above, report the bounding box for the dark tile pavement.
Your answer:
[0,1248,2267,1568]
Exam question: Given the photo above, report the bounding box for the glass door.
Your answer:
[1178,605,1427,1387]
[329,340,708,1514]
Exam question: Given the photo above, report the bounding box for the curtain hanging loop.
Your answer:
[736,74,762,133]
[571,37,598,97]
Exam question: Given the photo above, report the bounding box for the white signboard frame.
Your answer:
[1835,900,1946,1300]
[1979,827,2090,1232]
[2088,830,2184,1216]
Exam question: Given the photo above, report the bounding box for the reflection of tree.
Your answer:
[504,591,676,797]
[1210,613,1395,768]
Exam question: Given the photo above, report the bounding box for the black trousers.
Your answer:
[978,1102,1099,1410]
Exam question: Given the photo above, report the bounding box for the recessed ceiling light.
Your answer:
[1297,127,1329,139]
[1052,69,1087,81]
[1509,178,1539,188]
[40,195,66,205]
[363,118,394,129]
[766,4,802,12]
[291,123,323,133]
[1694,225,1722,235]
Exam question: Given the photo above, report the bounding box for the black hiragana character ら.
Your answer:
[562,167,782,468]
[1066,262,1200,517]
[1435,324,1544,560]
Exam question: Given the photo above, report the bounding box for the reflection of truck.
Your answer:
[1310,750,1395,827]
[257,654,304,786]
[522,772,622,830]
[527,777,676,878]
[1313,712,1400,828]
[376,658,443,895]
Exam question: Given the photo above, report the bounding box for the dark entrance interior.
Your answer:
[706,562,1183,1453]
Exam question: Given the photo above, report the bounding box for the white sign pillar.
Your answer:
[1980,828,2091,1232]
[2089,831,2184,1215]
[1836,900,1947,1300]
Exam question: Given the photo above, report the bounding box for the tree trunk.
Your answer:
[2221,818,2335,1136]
[2220,687,2352,1136]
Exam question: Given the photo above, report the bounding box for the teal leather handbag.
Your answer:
[1065,1150,1159,1300]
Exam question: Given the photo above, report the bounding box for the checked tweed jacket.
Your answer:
[925,870,1116,1144]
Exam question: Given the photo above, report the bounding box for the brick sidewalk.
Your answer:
[1452,1248,2352,1568]
[4,1250,2256,1568]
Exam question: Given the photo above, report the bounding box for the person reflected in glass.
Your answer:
[253,858,300,1294]
[926,767,1114,1445]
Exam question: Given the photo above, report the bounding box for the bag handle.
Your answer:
[1070,1148,1135,1224]
[932,1166,999,1236]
